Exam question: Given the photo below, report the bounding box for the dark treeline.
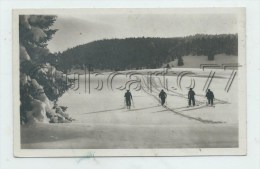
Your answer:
[52,34,238,71]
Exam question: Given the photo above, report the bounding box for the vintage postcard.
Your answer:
[13,8,246,157]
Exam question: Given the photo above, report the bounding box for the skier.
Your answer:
[159,89,167,106]
[206,89,214,106]
[124,90,133,109]
[188,88,196,106]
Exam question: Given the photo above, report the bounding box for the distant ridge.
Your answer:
[55,34,238,71]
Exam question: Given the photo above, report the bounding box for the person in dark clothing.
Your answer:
[159,89,167,106]
[188,88,196,106]
[124,90,133,109]
[206,89,214,106]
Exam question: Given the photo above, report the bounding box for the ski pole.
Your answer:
[132,99,135,108]
[124,99,126,108]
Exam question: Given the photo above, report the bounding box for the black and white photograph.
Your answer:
[13,8,246,157]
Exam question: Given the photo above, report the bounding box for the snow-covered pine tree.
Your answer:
[19,15,71,124]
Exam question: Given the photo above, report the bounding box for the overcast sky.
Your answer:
[47,11,238,53]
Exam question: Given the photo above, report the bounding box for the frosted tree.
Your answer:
[177,56,184,66]
[19,15,72,124]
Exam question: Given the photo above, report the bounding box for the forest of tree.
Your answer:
[55,34,238,71]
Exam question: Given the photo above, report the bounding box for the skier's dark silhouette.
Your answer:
[188,88,196,106]
[124,90,132,109]
[159,89,167,106]
[206,89,214,106]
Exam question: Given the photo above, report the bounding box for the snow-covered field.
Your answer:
[21,68,238,149]
[165,54,238,68]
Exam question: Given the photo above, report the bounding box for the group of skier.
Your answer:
[186,88,214,107]
[124,88,215,109]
